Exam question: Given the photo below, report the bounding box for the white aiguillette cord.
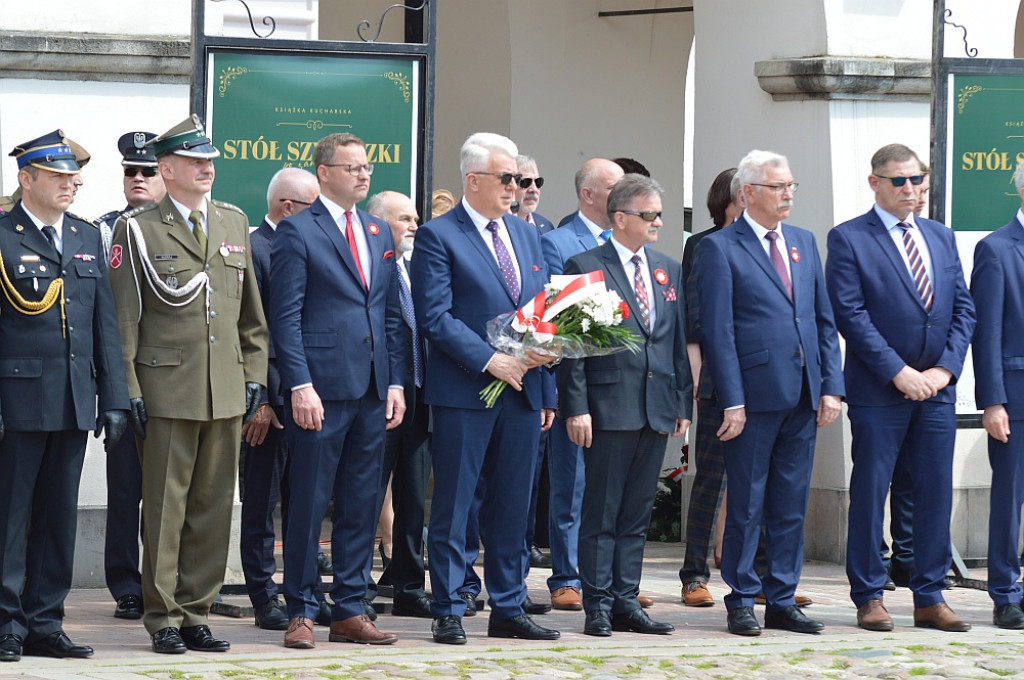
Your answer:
[126,217,211,324]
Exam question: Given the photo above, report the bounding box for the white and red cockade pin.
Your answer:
[790,247,800,263]
[368,222,380,235]
[653,268,669,285]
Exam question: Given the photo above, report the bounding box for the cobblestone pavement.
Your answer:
[5,544,1023,679]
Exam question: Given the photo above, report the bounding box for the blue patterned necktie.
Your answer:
[396,262,423,388]
[898,222,932,310]
[486,221,520,302]
[600,229,612,244]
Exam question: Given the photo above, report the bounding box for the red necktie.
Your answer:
[631,254,651,331]
[765,230,792,299]
[345,211,367,290]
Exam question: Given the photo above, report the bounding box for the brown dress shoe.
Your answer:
[682,582,715,607]
[637,595,654,609]
[551,586,583,611]
[329,614,398,645]
[857,598,894,631]
[914,602,971,632]
[754,592,813,607]
[284,617,315,649]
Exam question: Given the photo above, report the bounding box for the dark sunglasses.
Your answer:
[469,171,523,186]
[279,198,312,206]
[124,167,158,178]
[617,209,662,222]
[873,174,925,187]
[518,177,545,189]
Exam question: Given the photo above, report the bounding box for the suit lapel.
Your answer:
[206,200,227,263]
[312,199,365,293]
[157,196,205,260]
[780,225,800,306]
[573,217,598,251]
[60,220,84,268]
[601,242,649,336]
[359,209,386,297]
[867,211,924,309]
[456,205,516,305]
[735,217,791,303]
[11,206,60,264]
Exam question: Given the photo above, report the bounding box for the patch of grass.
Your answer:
[831,659,851,670]
[658,659,674,670]
[909,668,928,676]
[987,669,1015,677]
[788,656,808,664]
[549,644,569,652]
[696,660,717,669]
[573,655,605,666]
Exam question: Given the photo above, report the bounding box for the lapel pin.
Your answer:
[653,268,668,285]
[70,226,77,233]
[368,222,380,235]
[790,247,800,263]
[15,225,23,232]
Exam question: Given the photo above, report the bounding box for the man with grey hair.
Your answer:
[241,167,322,632]
[411,132,557,644]
[514,155,553,233]
[973,158,1024,630]
[558,174,692,637]
[828,143,974,634]
[362,190,432,619]
[698,150,843,637]
[539,157,624,613]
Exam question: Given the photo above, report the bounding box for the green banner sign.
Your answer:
[949,73,1024,231]
[206,50,418,223]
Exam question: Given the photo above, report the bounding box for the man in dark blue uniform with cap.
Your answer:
[0,130,130,662]
[95,131,166,621]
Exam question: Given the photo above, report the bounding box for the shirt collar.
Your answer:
[873,203,917,231]
[318,193,355,224]
[461,197,505,233]
[610,234,646,267]
[743,209,784,242]
[1015,208,1024,232]
[20,204,64,232]
[263,215,277,230]
[577,212,605,240]
[169,194,206,224]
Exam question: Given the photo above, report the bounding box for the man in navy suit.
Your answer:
[971,160,1024,630]
[697,150,843,637]
[270,132,406,648]
[241,168,322,631]
[540,157,623,612]
[411,132,557,645]
[559,174,692,637]
[827,143,975,633]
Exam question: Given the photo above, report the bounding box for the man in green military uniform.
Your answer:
[108,115,268,655]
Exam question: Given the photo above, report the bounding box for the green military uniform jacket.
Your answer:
[108,194,268,420]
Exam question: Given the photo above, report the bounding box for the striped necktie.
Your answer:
[897,222,932,310]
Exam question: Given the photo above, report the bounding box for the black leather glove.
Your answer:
[95,409,129,453]
[129,397,148,440]
[243,382,262,424]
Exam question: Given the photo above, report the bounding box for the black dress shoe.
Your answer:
[379,541,392,571]
[317,550,333,576]
[583,610,612,637]
[315,599,332,626]
[994,603,1024,629]
[431,615,466,645]
[254,598,289,630]
[530,545,552,569]
[151,627,186,654]
[727,607,762,636]
[488,613,560,640]
[179,625,230,652]
[114,594,143,620]
[22,631,93,658]
[524,596,551,615]
[0,633,22,662]
[883,574,896,591]
[361,598,378,621]
[889,567,912,589]
[459,592,478,617]
[611,608,674,634]
[392,595,433,618]
[764,605,825,634]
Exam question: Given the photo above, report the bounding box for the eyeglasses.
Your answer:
[279,198,312,206]
[518,176,545,189]
[617,210,662,222]
[749,182,799,194]
[468,171,523,186]
[873,174,925,187]
[124,167,158,178]
[322,163,375,176]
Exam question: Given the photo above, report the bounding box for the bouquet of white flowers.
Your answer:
[481,271,641,407]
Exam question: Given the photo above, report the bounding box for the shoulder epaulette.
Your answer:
[211,199,246,216]
[124,202,158,219]
[65,211,94,227]
[94,210,122,227]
